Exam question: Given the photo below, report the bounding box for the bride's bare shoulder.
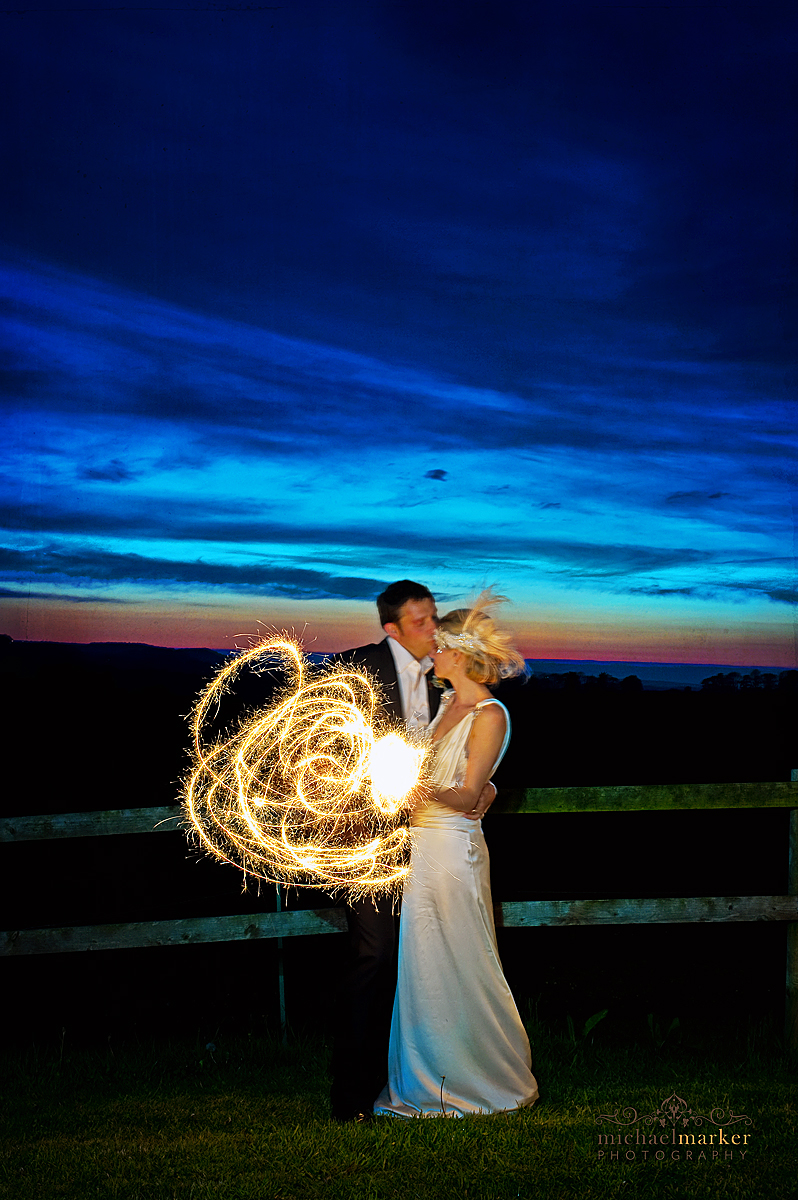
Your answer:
[472,701,507,733]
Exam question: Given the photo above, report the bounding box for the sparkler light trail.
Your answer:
[182,636,428,897]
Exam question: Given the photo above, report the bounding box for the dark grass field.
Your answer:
[1,1013,796,1200]
[2,642,796,1196]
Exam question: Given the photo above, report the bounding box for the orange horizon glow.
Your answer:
[2,594,796,670]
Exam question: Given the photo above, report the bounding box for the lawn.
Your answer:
[1,1013,795,1200]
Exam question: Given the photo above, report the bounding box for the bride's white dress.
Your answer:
[373,691,539,1118]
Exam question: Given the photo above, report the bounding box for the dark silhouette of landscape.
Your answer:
[1,635,795,1041]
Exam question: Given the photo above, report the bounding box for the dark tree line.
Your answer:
[519,667,798,693]
[700,669,798,691]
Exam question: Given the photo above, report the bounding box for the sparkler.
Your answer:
[182,636,428,898]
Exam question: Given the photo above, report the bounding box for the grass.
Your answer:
[1,1012,796,1200]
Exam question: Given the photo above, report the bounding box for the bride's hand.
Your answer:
[464,780,497,821]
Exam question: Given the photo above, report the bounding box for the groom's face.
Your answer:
[385,597,439,661]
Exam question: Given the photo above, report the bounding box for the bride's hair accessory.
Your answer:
[434,629,483,654]
[434,588,527,686]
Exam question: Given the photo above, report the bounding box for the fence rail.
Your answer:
[1,781,796,843]
[2,778,797,1048]
[4,895,796,959]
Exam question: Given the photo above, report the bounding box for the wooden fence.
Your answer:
[2,777,797,1049]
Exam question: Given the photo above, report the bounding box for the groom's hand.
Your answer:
[465,780,497,821]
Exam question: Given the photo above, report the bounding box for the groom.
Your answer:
[329,579,496,1121]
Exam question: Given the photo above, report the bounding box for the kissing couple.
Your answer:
[330,580,538,1121]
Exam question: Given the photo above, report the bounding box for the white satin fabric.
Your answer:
[374,692,538,1118]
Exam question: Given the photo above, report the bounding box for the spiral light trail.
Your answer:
[182,636,428,897]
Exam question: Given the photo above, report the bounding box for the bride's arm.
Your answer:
[426,704,507,813]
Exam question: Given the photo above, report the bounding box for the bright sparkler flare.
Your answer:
[182,636,428,898]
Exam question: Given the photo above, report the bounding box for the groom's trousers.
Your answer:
[330,893,398,1117]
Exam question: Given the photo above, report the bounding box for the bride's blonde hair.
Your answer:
[435,589,527,685]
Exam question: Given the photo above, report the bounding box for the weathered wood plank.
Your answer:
[496,781,798,815]
[497,896,798,927]
[4,896,797,956]
[0,806,184,842]
[2,907,348,956]
[3,781,797,841]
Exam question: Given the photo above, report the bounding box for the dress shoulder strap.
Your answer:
[473,697,510,722]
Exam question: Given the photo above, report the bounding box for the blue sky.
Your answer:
[2,3,796,662]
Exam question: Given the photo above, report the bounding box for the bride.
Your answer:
[374,594,539,1118]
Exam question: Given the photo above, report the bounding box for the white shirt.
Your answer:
[387,637,434,730]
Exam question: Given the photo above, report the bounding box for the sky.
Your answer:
[2,2,797,664]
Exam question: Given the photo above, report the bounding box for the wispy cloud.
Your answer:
[0,544,386,602]
[4,259,795,468]
[1,253,794,625]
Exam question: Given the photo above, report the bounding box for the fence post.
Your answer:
[275,884,287,1043]
[787,770,798,1055]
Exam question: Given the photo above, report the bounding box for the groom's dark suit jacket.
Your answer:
[329,636,440,1118]
[332,636,441,726]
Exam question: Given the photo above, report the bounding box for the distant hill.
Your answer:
[2,635,792,691]
[310,647,791,691]
[521,658,793,690]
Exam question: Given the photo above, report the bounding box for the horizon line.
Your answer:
[1,632,794,674]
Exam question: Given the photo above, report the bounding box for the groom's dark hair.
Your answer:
[377,580,434,628]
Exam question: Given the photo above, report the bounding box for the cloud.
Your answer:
[628,586,697,597]
[762,588,798,605]
[664,491,732,506]
[0,545,387,601]
[628,579,798,607]
[0,585,132,604]
[0,501,711,570]
[0,523,722,590]
[80,460,138,483]
[3,258,795,474]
